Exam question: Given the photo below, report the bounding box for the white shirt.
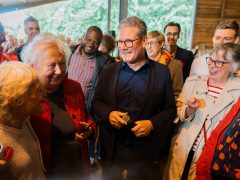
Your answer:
[190,53,209,76]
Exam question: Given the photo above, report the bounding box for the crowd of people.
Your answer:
[0,15,240,180]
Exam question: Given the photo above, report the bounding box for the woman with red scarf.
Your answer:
[145,30,183,99]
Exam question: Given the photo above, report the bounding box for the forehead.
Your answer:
[26,21,39,27]
[119,26,139,39]
[214,29,236,38]
[165,26,179,32]
[146,37,158,42]
[40,46,65,63]
[85,30,102,41]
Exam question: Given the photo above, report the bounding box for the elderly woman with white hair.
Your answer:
[0,61,45,179]
[168,43,240,180]
[22,32,95,178]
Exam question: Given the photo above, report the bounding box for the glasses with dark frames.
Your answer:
[206,57,230,68]
[116,37,143,48]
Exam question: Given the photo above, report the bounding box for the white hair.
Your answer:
[22,32,71,67]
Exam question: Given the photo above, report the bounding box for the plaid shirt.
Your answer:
[68,45,96,100]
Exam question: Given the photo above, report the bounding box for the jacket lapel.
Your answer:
[207,92,234,120]
[207,76,240,119]
[140,60,155,117]
[111,62,122,107]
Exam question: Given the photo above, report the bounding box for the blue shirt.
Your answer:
[116,60,150,122]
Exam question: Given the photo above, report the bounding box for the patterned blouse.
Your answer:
[211,111,240,179]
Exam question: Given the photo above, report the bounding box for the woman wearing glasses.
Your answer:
[168,43,240,180]
[145,30,183,99]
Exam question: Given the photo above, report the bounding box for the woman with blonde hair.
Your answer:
[0,61,45,179]
[145,30,183,99]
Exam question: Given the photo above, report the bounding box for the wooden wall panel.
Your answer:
[192,0,240,51]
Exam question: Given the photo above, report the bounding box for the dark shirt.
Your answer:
[116,60,149,122]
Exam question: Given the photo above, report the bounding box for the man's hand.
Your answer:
[75,122,94,141]
[131,120,153,137]
[109,111,128,129]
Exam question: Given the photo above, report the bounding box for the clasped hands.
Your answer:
[109,111,153,137]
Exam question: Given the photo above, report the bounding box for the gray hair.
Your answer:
[22,32,71,67]
[119,16,147,37]
[210,43,240,73]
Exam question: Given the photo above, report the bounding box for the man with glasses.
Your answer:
[164,22,194,81]
[190,20,239,76]
[16,16,40,61]
[68,26,108,167]
[92,16,176,180]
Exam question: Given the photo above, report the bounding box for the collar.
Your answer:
[75,44,96,59]
[196,75,240,94]
[121,58,150,69]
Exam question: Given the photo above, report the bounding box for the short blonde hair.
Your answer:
[0,61,40,120]
[22,32,71,67]
[147,30,165,42]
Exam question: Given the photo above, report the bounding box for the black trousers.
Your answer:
[102,140,165,180]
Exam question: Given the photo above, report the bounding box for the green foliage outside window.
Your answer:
[5,0,194,49]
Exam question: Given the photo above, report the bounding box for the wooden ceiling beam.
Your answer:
[220,0,226,19]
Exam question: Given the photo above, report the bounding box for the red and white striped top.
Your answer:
[207,84,223,98]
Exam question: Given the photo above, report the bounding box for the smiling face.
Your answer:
[24,21,40,41]
[145,37,162,60]
[165,25,180,46]
[82,30,102,55]
[33,46,66,93]
[117,26,146,64]
[212,29,238,48]
[208,50,232,84]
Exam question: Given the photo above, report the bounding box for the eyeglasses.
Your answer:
[145,41,160,46]
[165,32,179,37]
[116,37,142,48]
[206,57,230,68]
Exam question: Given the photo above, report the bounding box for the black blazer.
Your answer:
[175,46,194,81]
[92,59,176,165]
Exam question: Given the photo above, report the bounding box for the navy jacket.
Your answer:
[92,59,176,166]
